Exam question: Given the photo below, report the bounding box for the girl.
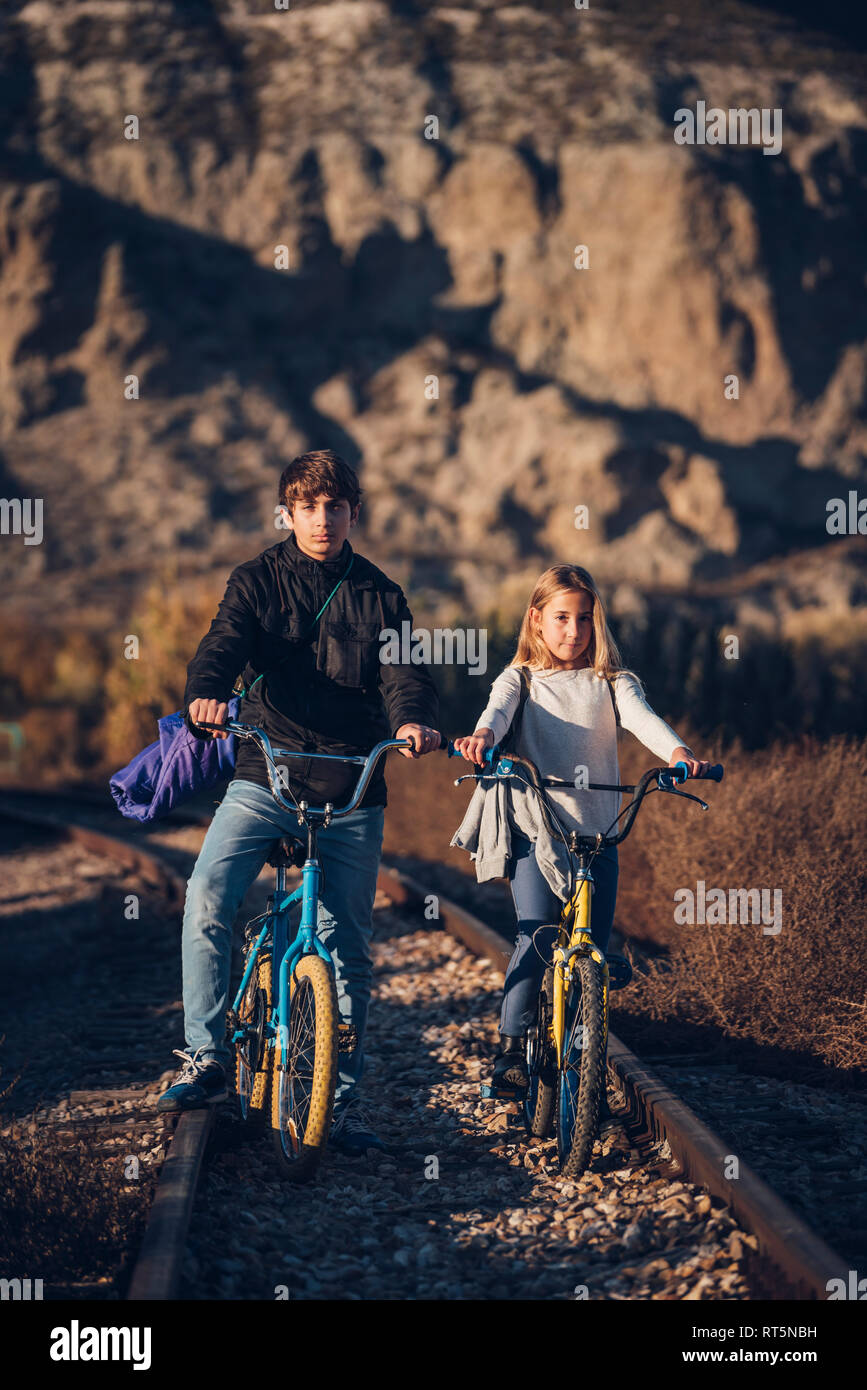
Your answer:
[452,564,709,1114]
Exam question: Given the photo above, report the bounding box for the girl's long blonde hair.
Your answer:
[509,564,639,685]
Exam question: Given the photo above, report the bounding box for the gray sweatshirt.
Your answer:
[450,666,685,895]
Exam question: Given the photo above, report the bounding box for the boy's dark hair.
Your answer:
[278,450,362,514]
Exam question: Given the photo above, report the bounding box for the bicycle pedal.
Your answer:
[606,953,633,990]
[480,1082,526,1101]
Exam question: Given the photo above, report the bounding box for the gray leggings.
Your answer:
[499,832,619,1036]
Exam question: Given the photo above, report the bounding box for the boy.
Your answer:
[157,450,441,1156]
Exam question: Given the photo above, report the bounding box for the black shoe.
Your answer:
[606,952,633,990]
[329,1099,389,1157]
[490,1036,528,1094]
[156,1047,228,1112]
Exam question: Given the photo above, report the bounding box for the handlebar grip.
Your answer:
[670,760,724,784]
[190,718,229,740]
[439,733,472,758]
[439,735,503,765]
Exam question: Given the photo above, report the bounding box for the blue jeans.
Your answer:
[499,832,619,1036]
[181,778,384,1115]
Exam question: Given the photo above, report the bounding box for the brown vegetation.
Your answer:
[386,732,867,1080]
[0,1125,156,1289]
[613,733,867,1077]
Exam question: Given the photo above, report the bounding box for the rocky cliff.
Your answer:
[0,0,865,714]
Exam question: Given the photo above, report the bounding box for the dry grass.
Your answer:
[100,561,224,766]
[612,733,867,1075]
[386,733,867,1080]
[0,561,222,783]
[0,1126,156,1289]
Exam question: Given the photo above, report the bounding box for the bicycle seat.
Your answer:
[265,836,307,869]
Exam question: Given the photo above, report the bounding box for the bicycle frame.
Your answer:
[194,717,421,1068]
[230,853,330,1065]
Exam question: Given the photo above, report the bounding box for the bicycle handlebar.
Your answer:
[440,738,724,849]
[193,719,418,822]
[442,739,723,785]
[193,712,722,841]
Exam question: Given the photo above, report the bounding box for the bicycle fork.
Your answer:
[552,866,609,1068]
[273,859,331,1068]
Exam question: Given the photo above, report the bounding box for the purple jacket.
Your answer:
[109,698,241,823]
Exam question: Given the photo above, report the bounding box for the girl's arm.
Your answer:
[612,673,710,775]
[453,667,523,764]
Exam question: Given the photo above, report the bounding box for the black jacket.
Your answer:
[182,532,439,809]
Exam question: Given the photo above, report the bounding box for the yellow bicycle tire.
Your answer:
[270,953,338,1183]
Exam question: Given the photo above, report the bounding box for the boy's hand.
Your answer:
[453,728,495,766]
[669,746,711,778]
[395,723,440,758]
[189,697,230,739]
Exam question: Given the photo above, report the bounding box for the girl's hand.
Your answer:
[453,728,495,765]
[669,746,712,778]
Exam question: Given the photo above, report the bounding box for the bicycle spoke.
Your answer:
[277,977,319,1159]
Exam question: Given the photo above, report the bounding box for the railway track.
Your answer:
[0,793,190,1300]
[0,786,857,1302]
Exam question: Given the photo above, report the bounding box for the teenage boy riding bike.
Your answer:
[157,450,440,1157]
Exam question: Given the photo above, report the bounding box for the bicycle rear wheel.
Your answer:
[235,951,271,1125]
[523,965,557,1138]
[556,955,606,1179]
[270,953,338,1183]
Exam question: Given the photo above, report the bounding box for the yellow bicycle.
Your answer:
[457,746,724,1178]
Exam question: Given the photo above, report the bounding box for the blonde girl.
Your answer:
[452,564,709,1106]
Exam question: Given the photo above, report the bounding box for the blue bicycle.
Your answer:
[195,718,418,1182]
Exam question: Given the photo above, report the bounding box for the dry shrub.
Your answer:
[100,560,222,766]
[0,563,222,779]
[0,618,106,780]
[614,735,867,1073]
[0,1127,156,1287]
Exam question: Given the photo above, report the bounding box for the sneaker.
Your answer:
[156,1047,228,1113]
[490,1046,528,1095]
[329,1100,388,1157]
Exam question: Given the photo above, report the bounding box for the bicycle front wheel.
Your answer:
[270,954,338,1183]
[556,955,606,1179]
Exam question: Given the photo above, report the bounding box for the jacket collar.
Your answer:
[283,530,353,578]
